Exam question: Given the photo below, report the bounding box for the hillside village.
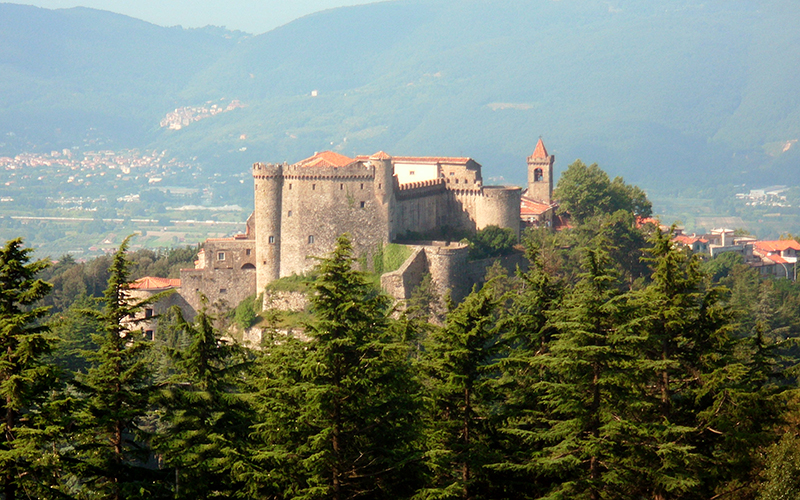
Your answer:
[120,139,800,343]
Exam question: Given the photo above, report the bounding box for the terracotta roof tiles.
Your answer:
[294,151,355,168]
[754,240,800,253]
[532,138,549,159]
[130,277,181,290]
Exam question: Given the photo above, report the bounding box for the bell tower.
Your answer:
[527,137,554,204]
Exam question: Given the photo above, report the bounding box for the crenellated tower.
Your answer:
[527,137,554,204]
[370,151,397,241]
[252,162,283,293]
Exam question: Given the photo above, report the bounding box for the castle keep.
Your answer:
[178,139,554,315]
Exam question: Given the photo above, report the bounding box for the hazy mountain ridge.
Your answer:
[1,0,799,190]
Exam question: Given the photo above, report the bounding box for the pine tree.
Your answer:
[69,236,168,499]
[153,306,252,499]
[620,227,776,499]
[529,243,634,500]
[488,242,561,497]
[244,235,422,500]
[418,280,503,500]
[0,238,55,500]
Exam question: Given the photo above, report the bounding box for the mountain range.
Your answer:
[1,0,799,192]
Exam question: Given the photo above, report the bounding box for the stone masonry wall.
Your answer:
[380,247,428,300]
[180,267,256,317]
[276,163,391,279]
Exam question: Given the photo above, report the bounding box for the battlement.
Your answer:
[252,162,284,179]
[482,185,522,198]
[283,162,374,180]
[396,178,446,199]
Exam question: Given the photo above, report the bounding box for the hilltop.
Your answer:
[1,0,800,192]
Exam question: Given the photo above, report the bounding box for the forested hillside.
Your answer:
[2,0,800,190]
[2,165,800,498]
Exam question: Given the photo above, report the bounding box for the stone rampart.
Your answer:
[477,186,522,239]
[395,178,446,200]
[423,241,471,302]
[180,267,256,317]
[277,164,390,278]
[380,247,428,300]
[262,290,310,312]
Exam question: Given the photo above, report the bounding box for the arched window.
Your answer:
[241,263,256,270]
[534,168,543,182]
[308,235,315,244]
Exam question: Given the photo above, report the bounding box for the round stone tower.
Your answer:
[477,185,522,240]
[370,151,396,241]
[252,162,283,292]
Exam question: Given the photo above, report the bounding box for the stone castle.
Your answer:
[143,139,556,318]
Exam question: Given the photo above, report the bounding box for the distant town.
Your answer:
[159,99,245,130]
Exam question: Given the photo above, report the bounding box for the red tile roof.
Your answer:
[294,151,355,168]
[673,235,708,245]
[389,156,473,165]
[532,138,549,159]
[369,151,391,160]
[520,195,556,217]
[754,240,800,253]
[764,253,789,265]
[130,277,181,290]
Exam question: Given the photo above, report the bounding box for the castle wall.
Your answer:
[448,188,482,234]
[253,163,282,291]
[394,180,449,237]
[380,247,428,300]
[180,237,256,313]
[277,163,391,277]
[477,186,522,239]
[424,241,470,302]
[180,267,256,316]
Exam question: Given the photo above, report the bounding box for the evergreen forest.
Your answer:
[3,163,800,499]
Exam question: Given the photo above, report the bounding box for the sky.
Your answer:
[13,0,378,34]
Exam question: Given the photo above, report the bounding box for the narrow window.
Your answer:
[288,210,292,217]
[218,252,225,261]
[289,183,292,190]
[455,179,459,184]
[534,168,543,182]
[360,183,364,189]
[308,235,315,244]
[145,330,154,341]
[360,201,365,208]
[378,183,382,189]
[268,235,275,244]
[145,308,154,319]
[246,248,251,256]
[340,183,344,190]
[312,183,316,190]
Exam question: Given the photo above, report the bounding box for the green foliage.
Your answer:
[0,238,56,500]
[153,307,252,499]
[463,225,517,261]
[264,272,317,293]
[554,160,652,223]
[48,293,101,373]
[383,243,414,274]
[67,236,169,498]
[419,280,504,499]
[702,251,745,282]
[758,432,800,500]
[244,235,423,499]
[232,293,261,330]
[38,246,197,313]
